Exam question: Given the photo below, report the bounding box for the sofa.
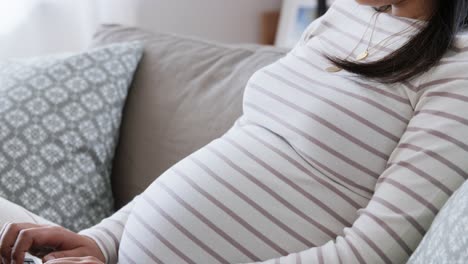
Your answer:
[1,24,467,263]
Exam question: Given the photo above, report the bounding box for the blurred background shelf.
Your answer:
[0,0,332,59]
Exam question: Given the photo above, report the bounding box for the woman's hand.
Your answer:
[0,223,105,264]
[44,256,104,264]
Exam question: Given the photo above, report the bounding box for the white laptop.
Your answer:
[24,253,42,264]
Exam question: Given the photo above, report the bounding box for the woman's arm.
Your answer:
[0,197,137,264]
[245,79,468,263]
[78,197,138,264]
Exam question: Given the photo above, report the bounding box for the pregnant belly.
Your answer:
[118,124,369,264]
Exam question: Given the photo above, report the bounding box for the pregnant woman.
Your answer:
[2,0,468,263]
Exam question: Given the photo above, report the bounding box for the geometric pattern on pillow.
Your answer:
[407,180,468,264]
[0,42,143,231]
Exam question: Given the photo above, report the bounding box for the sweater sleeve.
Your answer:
[79,197,138,264]
[245,78,468,263]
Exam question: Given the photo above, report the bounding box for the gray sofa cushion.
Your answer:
[0,42,143,231]
[91,24,287,209]
[407,179,468,264]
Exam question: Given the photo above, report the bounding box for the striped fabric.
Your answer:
[80,0,468,263]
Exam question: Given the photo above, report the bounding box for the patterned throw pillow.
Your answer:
[0,42,143,231]
[407,180,468,264]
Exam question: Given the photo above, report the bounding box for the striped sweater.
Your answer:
[80,1,468,263]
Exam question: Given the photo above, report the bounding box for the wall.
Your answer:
[0,0,282,59]
[0,0,98,59]
[99,0,282,44]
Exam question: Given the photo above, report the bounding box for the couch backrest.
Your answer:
[91,25,286,209]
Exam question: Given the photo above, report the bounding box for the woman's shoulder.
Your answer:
[324,0,367,20]
[328,0,361,10]
[430,31,468,73]
[301,0,369,39]
[414,33,468,97]
[419,30,468,75]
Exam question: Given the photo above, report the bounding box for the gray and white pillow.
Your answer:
[0,42,143,231]
[408,180,468,264]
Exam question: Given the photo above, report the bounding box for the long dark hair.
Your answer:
[326,1,468,84]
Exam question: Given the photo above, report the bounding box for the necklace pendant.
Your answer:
[356,50,369,61]
[325,66,342,73]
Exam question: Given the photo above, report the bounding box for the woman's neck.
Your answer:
[388,0,435,21]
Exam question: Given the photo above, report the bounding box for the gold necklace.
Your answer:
[325,11,416,73]
[325,12,380,73]
[356,20,417,61]
[355,11,380,61]
[364,23,416,56]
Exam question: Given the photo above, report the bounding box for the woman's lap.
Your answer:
[0,196,55,227]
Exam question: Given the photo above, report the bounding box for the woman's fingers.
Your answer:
[43,248,88,262]
[0,223,9,264]
[10,227,46,264]
[0,223,10,240]
[0,223,39,264]
[0,223,92,264]
[44,256,103,264]
[45,261,81,264]
[10,225,73,264]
